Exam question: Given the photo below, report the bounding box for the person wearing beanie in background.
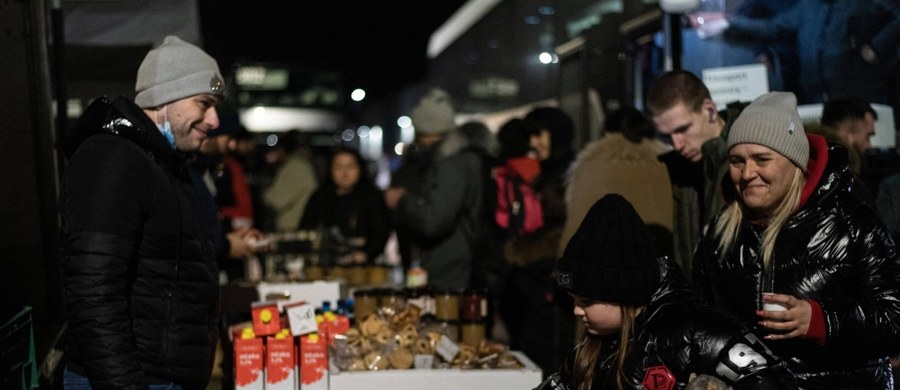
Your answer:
[385,87,487,290]
[538,194,797,390]
[693,92,900,389]
[60,35,224,389]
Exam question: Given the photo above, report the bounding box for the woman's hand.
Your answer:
[756,293,811,340]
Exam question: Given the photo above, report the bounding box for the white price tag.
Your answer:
[285,302,317,336]
[435,334,459,363]
[413,354,435,369]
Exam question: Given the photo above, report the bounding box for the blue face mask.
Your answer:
[155,105,176,149]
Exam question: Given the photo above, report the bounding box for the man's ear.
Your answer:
[703,99,716,123]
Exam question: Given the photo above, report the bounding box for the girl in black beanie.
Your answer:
[538,194,797,390]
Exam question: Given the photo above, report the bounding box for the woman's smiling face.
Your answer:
[728,143,797,218]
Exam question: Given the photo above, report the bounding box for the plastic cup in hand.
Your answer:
[762,293,787,312]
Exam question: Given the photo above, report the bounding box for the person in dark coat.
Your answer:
[299,148,390,264]
[693,0,900,105]
[60,36,224,389]
[693,92,900,389]
[538,194,797,390]
[385,88,486,290]
[647,70,750,278]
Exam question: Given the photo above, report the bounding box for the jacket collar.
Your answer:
[798,134,851,210]
[65,96,186,163]
[798,134,828,208]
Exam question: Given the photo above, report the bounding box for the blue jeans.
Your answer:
[64,367,183,390]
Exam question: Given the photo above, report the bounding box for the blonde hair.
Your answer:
[573,306,641,390]
[715,166,805,268]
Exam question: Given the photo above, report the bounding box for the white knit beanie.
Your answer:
[410,88,457,134]
[134,36,224,108]
[727,92,809,172]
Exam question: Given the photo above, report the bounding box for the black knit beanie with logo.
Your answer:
[556,194,660,306]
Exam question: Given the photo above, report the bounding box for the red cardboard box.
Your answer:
[266,332,297,390]
[251,301,282,337]
[234,337,264,390]
[321,312,351,346]
[300,334,328,390]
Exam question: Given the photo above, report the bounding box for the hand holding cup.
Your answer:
[756,293,812,340]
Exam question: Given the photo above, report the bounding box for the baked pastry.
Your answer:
[389,348,414,369]
[364,351,390,371]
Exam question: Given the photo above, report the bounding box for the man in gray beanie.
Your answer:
[60,35,224,389]
[398,87,458,156]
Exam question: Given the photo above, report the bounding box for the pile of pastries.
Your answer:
[331,304,524,371]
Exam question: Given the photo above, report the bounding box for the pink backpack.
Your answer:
[493,166,544,235]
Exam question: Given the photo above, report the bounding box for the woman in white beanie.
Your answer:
[693,92,900,389]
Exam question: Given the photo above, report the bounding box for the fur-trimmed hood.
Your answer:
[434,128,473,160]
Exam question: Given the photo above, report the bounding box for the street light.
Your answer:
[351,88,366,102]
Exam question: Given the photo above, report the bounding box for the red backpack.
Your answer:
[493,166,544,235]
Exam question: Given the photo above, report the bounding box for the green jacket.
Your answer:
[664,101,746,278]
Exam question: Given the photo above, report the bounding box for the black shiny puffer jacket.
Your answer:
[542,257,797,390]
[61,97,219,390]
[693,138,900,389]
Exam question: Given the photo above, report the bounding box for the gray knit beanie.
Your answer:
[727,92,809,171]
[410,88,456,134]
[135,36,224,108]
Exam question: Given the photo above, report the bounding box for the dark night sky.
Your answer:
[198,1,467,100]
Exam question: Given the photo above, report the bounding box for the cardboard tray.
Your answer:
[328,350,543,390]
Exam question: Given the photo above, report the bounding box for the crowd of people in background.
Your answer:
[58,30,900,390]
[213,84,900,389]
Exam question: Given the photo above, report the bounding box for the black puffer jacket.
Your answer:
[544,258,797,390]
[60,97,219,390]
[693,137,900,389]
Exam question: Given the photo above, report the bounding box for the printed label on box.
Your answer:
[234,337,264,390]
[300,334,328,390]
[266,336,296,390]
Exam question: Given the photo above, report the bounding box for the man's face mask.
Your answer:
[156,105,175,149]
